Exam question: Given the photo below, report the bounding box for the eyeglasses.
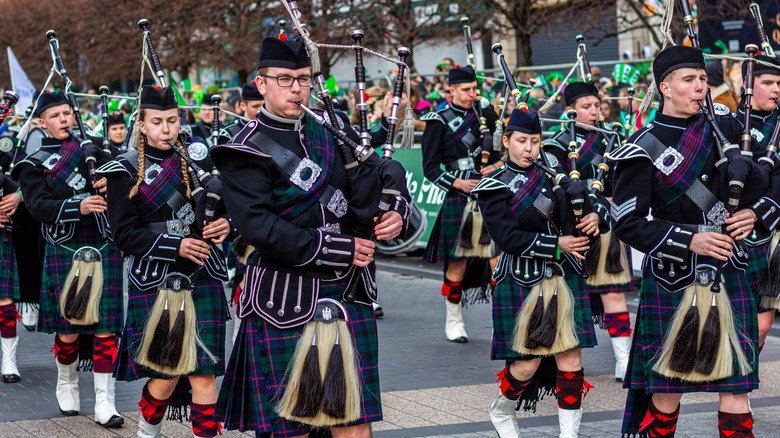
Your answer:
[263,74,312,88]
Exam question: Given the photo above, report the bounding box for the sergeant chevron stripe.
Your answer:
[611,196,637,223]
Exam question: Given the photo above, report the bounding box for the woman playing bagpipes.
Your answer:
[473,108,604,438]
[13,90,124,427]
[97,85,231,438]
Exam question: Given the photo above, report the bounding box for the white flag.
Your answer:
[7,47,36,114]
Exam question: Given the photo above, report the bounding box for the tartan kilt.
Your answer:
[624,266,759,394]
[622,265,759,435]
[745,241,773,313]
[114,275,229,381]
[491,269,597,361]
[38,223,124,335]
[0,228,19,301]
[424,190,468,263]
[217,279,382,436]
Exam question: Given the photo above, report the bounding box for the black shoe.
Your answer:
[2,373,20,383]
[98,415,125,428]
[449,336,468,344]
[374,306,384,319]
[22,324,35,332]
[58,407,79,416]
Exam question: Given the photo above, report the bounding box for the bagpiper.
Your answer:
[421,65,500,343]
[475,106,601,438]
[212,36,410,437]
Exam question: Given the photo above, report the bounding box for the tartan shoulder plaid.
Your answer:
[442,108,477,152]
[136,153,185,218]
[573,131,604,174]
[509,167,549,219]
[44,139,84,193]
[758,111,779,147]
[651,115,712,209]
[273,115,336,221]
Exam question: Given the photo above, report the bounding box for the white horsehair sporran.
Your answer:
[135,272,217,376]
[277,298,361,427]
[454,198,494,258]
[59,246,104,325]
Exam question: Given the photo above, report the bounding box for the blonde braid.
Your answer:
[174,140,193,200]
[128,134,146,199]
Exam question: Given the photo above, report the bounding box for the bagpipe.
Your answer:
[275,0,412,426]
[98,86,116,156]
[652,0,760,383]
[130,19,220,377]
[750,2,776,58]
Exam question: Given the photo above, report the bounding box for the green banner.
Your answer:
[392,148,446,247]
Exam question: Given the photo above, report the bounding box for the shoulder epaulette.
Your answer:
[95,160,132,177]
[543,152,559,168]
[420,112,444,124]
[609,129,655,162]
[472,167,510,194]
[211,119,271,160]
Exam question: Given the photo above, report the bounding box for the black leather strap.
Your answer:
[245,129,346,217]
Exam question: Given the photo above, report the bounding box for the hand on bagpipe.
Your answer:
[166,138,228,246]
[529,157,595,238]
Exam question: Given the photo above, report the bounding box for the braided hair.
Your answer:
[128,108,192,200]
[172,140,192,200]
[128,133,146,199]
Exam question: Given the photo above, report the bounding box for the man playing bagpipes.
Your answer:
[421,65,500,343]
[98,85,231,438]
[735,54,780,355]
[211,36,410,437]
[611,45,774,437]
[474,107,603,438]
[545,82,634,382]
[13,90,124,427]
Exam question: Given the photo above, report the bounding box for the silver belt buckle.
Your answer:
[706,201,727,226]
[326,189,348,218]
[291,158,322,191]
[457,157,474,171]
[166,219,190,237]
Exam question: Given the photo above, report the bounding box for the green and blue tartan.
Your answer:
[44,139,84,192]
[114,275,229,382]
[0,227,19,301]
[135,152,184,218]
[491,268,597,361]
[650,116,711,210]
[216,279,382,436]
[274,116,336,221]
[621,263,759,436]
[744,240,774,313]
[38,219,123,335]
[424,190,468,263]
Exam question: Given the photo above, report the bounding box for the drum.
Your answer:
[376,201,427,255]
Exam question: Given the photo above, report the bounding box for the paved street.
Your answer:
[2,258,780,437]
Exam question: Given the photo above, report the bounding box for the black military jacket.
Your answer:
[420,102,499,193]
[211,107,411,328]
